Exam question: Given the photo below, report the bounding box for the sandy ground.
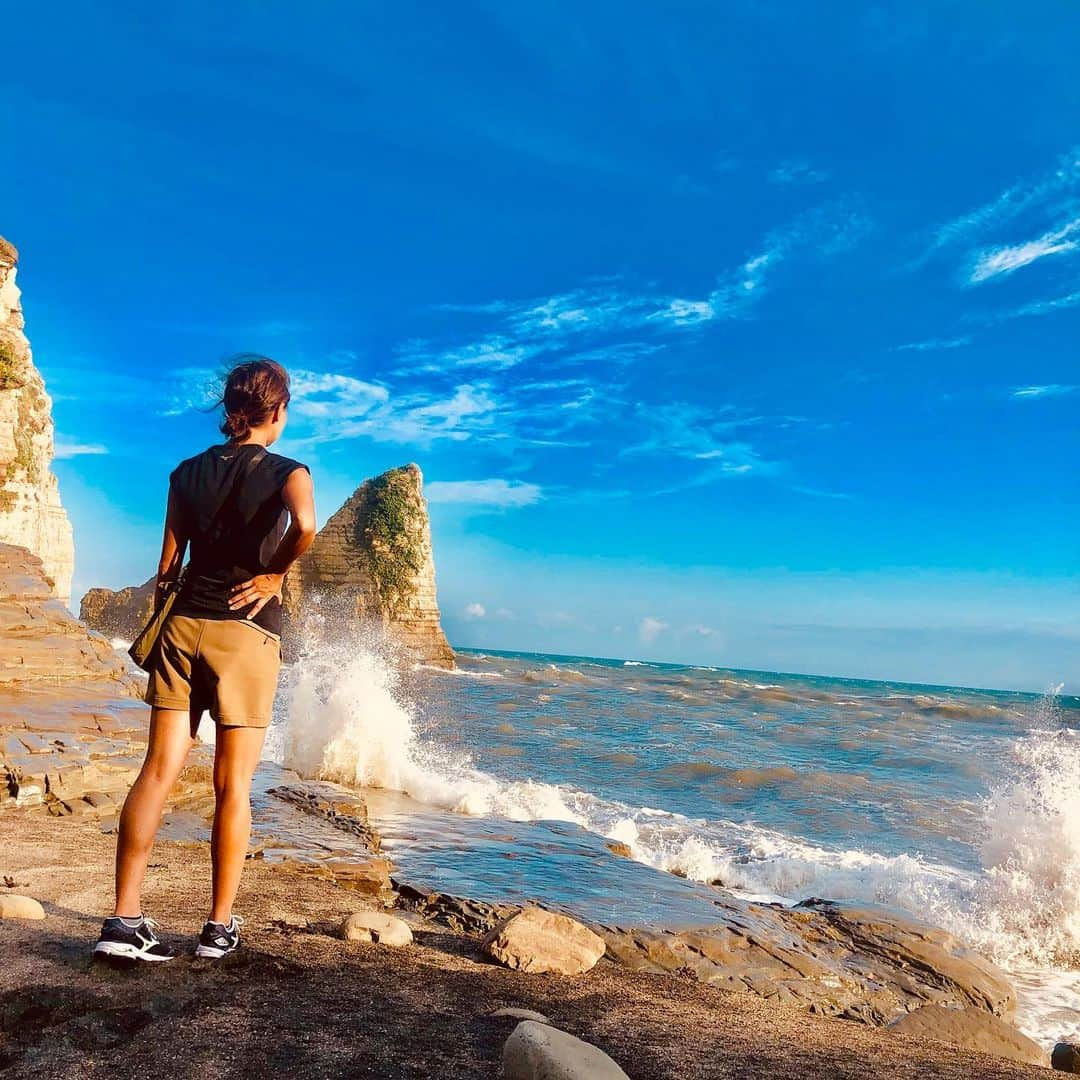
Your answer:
[0,815,1049,1079]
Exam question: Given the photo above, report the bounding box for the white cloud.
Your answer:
[894,336,971,352]
[967,218,1080,284]
[289,370,388,420]
[425,478,543,508]
[769,160,829,185]
[53,440,108,459]
[639,616,668,644]
[463,602,486,619]
[1011,384,1078,400]
[300,382,500,448]
[692,624,720,637]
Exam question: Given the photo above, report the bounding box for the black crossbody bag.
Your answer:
[128,448,267,671]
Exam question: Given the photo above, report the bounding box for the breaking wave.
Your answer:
[270,631,1079,1040]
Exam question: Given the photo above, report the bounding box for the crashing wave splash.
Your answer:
[272,629,1079,992]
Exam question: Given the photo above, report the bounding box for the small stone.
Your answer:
[1053,1042,1080,1072]
[503,1020,628,1079]
[0,894,45,920]
[489,1007,552,1024]
[482,907,606,976]
[340,911,413,946]
[604,841,632,858]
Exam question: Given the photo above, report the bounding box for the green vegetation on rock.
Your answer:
[357,467,424,615]
[0,337,25,391]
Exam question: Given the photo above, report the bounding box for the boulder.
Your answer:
[482,907,606,976]
[340,911,413,947]
[502,1021,628,1080]
[889,1005,1046,1067]
[0,894,45,919]
[1052,1043,1080,1072]
[489,1007,552,1024]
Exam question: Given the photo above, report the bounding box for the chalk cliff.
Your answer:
[81,464,455,668]
[0,236,74,603]
[283,464,455,668]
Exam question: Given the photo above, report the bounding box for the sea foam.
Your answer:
[270,630,1080,1044]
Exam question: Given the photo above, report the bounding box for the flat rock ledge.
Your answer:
[396,886,1016,1027]
[889,1005,1046,1068]
[0,542,213,817]
[503,1020,629,1080]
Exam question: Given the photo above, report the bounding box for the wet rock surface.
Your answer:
[1053,1042,1080,1072]
[395,882,1015,1025]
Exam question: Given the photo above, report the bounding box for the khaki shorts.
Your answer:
[144,614,282,728]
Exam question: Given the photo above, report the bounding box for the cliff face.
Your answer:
[80,577,155,642]
[284,464,455,668]
[0,237,74,603]
[81,463,455,668]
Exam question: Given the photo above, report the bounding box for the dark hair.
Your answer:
[217,355,291,441]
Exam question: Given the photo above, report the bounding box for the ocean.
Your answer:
[261,631,1080,1049]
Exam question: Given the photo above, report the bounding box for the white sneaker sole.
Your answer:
[194,942,237,959]
[93,940,174,962]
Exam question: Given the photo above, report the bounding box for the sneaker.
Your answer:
[93,915,175,962]
[195,914,244,959]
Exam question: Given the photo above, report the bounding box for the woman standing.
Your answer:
[94,357,316,961]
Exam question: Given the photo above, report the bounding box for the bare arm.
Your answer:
[154,485,188,613]
[228,467,317,620]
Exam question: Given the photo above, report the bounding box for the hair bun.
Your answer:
[216,355,290,442]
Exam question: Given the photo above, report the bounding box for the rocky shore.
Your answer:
[0,540,1061,1076]
[0,816,1052,1079]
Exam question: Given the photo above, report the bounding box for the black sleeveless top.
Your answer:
[170,443,308,635]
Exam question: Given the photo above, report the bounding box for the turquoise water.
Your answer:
[269,639,1080,1044]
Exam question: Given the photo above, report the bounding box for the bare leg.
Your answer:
[114,707,198,917]
[209,725,267,924]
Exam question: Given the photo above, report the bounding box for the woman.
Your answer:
[94,357,316,962]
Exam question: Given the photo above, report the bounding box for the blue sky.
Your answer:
[3,3,1078,692]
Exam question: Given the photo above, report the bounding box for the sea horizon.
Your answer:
[450,644,1078,702]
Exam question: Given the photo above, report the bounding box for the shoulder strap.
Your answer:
[188,447,268,568]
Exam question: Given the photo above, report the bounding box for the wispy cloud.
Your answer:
[403,204,868,375]
[1011,384,1078,400]
[792,485,853,500]
[893,335,971,352]
[463,602,486,619]
[925,145,1080,257]
[769,160,829,185]
[967,217,1080,284]
[53,439,108,459]
[425,478,543,507]
[622,402,777,480]
[639,615,668,644]
[992,288,1080,322]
